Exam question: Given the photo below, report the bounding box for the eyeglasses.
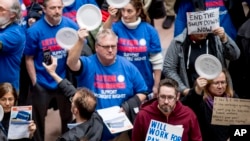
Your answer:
[211,81,227,86]
[159,95,176,102]
[0,97,15,103]
[69,97,73,102]
[97,43,117,50]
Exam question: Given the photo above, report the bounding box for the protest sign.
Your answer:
[7,105,32,140]
[145,119,184,141]
[187,8,219,35]
[212,97,250,125]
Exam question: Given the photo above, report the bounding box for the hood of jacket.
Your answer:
[140,98,186,120]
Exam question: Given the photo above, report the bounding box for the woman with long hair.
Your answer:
[0,82,36,141]
[181,68,238,141]
[103,0,163,99]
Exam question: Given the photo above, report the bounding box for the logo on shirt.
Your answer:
[94,74,126,89]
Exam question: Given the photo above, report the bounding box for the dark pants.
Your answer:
[28,84,72,141]
[18,56,31,106]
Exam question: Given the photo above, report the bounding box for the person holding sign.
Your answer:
[0,82,36,141]
[162,25,240,96]
[181,68,238,141]
[132,78,202,141]
[173,0,246,40]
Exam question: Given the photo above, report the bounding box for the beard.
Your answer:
[159,104,173,113]
[0,16,10,26]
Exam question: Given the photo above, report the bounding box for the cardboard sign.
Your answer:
[212,97,250,125]
[145,120,184,141]
[187,8,219,35]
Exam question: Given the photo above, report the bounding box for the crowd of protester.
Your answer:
[1,0,250,140]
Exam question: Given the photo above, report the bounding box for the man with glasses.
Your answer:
[67,28,148,140]
[0,0,25,92]
[132,78,202,141]
[23,0,79,140]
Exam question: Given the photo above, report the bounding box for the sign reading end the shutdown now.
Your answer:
[186,8,219,35]
[145,120,184,141]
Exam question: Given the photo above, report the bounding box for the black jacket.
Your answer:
[57,112,103,141]
[57,79,103,141]
[228,18,250,99]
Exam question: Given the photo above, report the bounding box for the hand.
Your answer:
[183,88,190,96]
[119,107,125,113]
[28,18,36,27]
[108,6,118,19]
[152,85,158,98]
[213,27,227,43]
[42,56,57,75]
[77,28,89,41]
[195,77,208,94]
[28,120,36,138]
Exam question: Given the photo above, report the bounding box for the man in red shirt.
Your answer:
[132,78,202,141]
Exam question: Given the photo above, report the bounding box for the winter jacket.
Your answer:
[57,112,103,141]
[163,29,240,93]
[228,18,250,99]
[57,79,103,141]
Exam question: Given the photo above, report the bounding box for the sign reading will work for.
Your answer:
[186,8,219,35]
[145,120,184,141]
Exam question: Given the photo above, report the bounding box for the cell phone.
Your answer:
[43,49,52,65]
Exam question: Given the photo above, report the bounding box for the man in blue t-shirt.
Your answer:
[67,28,148,140]
[0,0,25,92]
[23,0,78,140]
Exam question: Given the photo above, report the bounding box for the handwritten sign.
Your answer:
[212,97,250,125]
[186,8,219,35]
[145,120,184,141]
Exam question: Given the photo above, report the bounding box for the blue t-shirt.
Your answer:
[0,23,26,91]
[174,0,237,40]
[77,55,148,140]
[112,21,162,93]
[24,16,78,89]
[77,55,148,109]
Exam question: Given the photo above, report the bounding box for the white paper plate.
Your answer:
[56,27,79,50]
[76,4,102,31]
[107,0,130,8]
[195,54,222,80]
[0,105,3,122]
[62,0,75,7]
